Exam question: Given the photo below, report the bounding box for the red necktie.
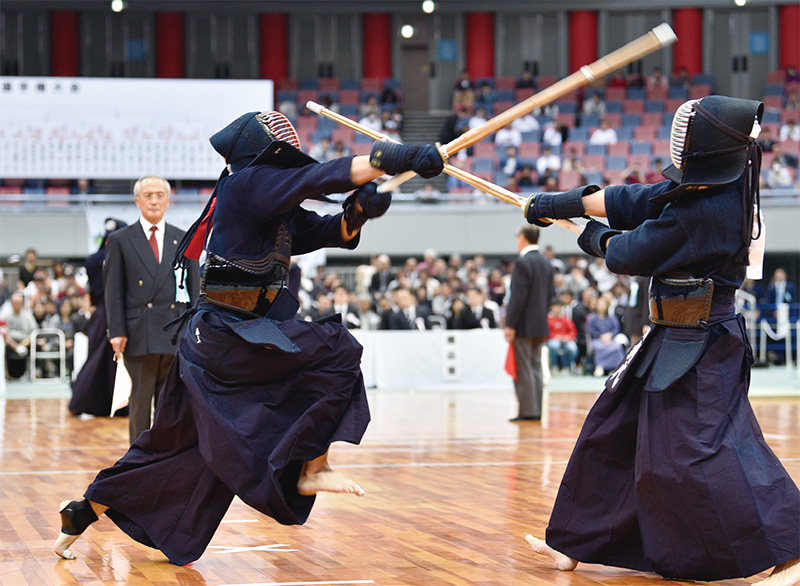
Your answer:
[149,226,159,263]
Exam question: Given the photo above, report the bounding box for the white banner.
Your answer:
[0,77,273,180]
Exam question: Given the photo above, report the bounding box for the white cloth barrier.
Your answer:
[350,329,513,391]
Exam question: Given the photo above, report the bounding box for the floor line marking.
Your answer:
[223,581,374,586]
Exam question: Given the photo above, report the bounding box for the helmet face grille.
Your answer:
[256,111,301,150]
[670,99,699,169]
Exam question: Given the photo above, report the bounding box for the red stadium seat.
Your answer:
[628,154,651,169]
[518,142,541,158]
[318,78,340,91]
[339,90,359,104]
[633,127,657,141]
[583,155,606,170]
[622,100,645,114]
[562,141,585,156]
[689,85,711,99]
[646,87,668,101]
[473,142,495,159]
[495,77,516,90]
[641,112,663,127]
[559,170,583,190]
[608,142,630,156]
[766,70,786,84]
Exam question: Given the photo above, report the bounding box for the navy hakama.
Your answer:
[69,303,118,416]
[545,179,800,581]
[85,305,369,565]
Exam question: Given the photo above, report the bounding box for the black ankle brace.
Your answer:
[60,499,98,535]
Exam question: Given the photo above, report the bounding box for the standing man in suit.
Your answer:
[104,175,199,443]
[504,225,554,421]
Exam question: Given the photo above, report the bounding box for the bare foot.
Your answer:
[754,559,800,586]
[54,499,107,560]
[525,534,578,571]
[297,458,364,496]
[54,501,81,560]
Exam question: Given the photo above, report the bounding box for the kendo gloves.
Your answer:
[524,185,601,227]
[369,140,445,179]
[578,219,621,258]
[343,182,392,234]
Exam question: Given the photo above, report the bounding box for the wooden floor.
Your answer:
[1,381,799,586]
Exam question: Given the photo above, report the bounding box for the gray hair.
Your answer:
[133,175,171,198]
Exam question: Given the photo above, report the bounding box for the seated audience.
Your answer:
[589,118,618,145]
[547,301,579,373]
[587,295,626,377]
[1,292,37,379]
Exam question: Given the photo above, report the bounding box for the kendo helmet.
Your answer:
[653,95,763,203]
[210,111,316,172]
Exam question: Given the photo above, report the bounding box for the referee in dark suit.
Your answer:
[104,176,199,443]
[504,225,554,421]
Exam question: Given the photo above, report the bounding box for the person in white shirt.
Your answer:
[536,146,562,176]
[513,113,541,134]
[468,106,489,130]
[495,123,522,148]
[589,118,618,145]
[358,111,383,133]
[778,119,800,142]
[542,121,563,147]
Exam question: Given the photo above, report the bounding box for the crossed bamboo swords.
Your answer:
[308,23,677,235]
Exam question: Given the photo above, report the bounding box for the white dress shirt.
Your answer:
[139,216,167,262]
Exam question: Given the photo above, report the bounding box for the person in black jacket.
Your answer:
[504,225,554,421]
[103,177,200,443]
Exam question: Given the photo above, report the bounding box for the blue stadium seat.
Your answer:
[631,143,652,155]
[299,78,319,90]
[657,126,671,141]
[472,158,495,173]
[764,85,786,97]
[568,127,589,142]
[318,117,339,133]
[276,90,297,103]
[616,127,634,142]
[693,73,713,86]
[622,113,641,127]
[585,87,605,99]
[558,102,577,114]
[340,78,360,90]
[494,89,514,102]
[586,143,606,156]
[580,113,600,128]
[606,155,628,170]
[340,104,359,117]
[668,86,689,100]
[606,101,623,113]
[520,130,542,143]
[584,171,605,185]
[762,111,781,124]
[384,78,403,91]
[645,100,665,112]
[626,87,646,100]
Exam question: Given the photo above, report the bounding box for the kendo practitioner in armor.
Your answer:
[53,111,445,564]
[522,96,800,586]
[69,218,127,417]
